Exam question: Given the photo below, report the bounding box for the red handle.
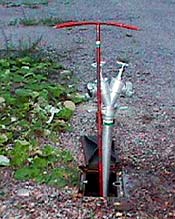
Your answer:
[54,21,140,31]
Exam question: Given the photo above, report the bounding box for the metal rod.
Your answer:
[96,23,103,197]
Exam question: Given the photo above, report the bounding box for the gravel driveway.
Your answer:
[0,0,174,218]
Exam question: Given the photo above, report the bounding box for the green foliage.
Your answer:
[46,167,79,187]
[0,134,8,145]
[14,145,78,187]
[0,56,82,187]
[14,166,40,180]
[57,108,74,121]
[70,93,86,104]
[10,140,30,167]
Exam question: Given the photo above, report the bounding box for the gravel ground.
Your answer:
[0,0,175,218]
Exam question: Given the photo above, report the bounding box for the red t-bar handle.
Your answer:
[54,21,140,31]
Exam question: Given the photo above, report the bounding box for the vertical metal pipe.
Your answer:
[96,23,103,197]
[102,124,113,196]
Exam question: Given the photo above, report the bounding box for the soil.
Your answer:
[0,0,175,218]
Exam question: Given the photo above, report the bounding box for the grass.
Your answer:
[9,17,68,27]
[0,0,48,8]
[0,28,43,57]
[23,0,48,8]
[7,4,71,27]
[40,17,66,26]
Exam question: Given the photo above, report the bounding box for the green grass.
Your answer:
[23,0,48,7]
[40,17,65,26]
[0,0,48,8]
[9,17,68,27]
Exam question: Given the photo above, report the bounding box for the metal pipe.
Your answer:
[101,78,111,106]
[102,124,113,196]
[110,77,124,107]
[101,64,127,197]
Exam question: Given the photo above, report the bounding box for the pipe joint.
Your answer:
[103,106,115,126]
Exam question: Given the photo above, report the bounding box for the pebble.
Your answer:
[64,100,76,111]
[0,96,5,103]
[115,212,123,217]
[17,188,30,197]
[0,205,6,214]
[0,155,10,166]
[60,70,72,76]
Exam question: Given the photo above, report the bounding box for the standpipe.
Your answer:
[54,21,140,197]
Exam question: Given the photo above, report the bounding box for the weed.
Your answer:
[23,0,48,8]
[13,145,79,187]
[8,6,69,27]
[0,27,43,58]
[0,28,12,53]
[17,35,43,56]
[40,17,65,26]
[0,0,48,8]
[19,18,40,26]
[0,55,84,187]
[9,17,68,27]
[0,0,21,7]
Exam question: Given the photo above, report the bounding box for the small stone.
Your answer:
[60,70,72,80]
[0,97,5,104]
[17,188,30,197]
[153,107,160,112]
[114,202,121,207]
[28,202,35,208]
[44,129,51,136]
[115,212,123,217]
[126,33,133,37]
[60,70,72,75]
[64,101,76,111]
[11,116,17,122]
[0,134,8,144]
[21,66,30,70]
[0,155,10,166]
[0,205,6,214]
